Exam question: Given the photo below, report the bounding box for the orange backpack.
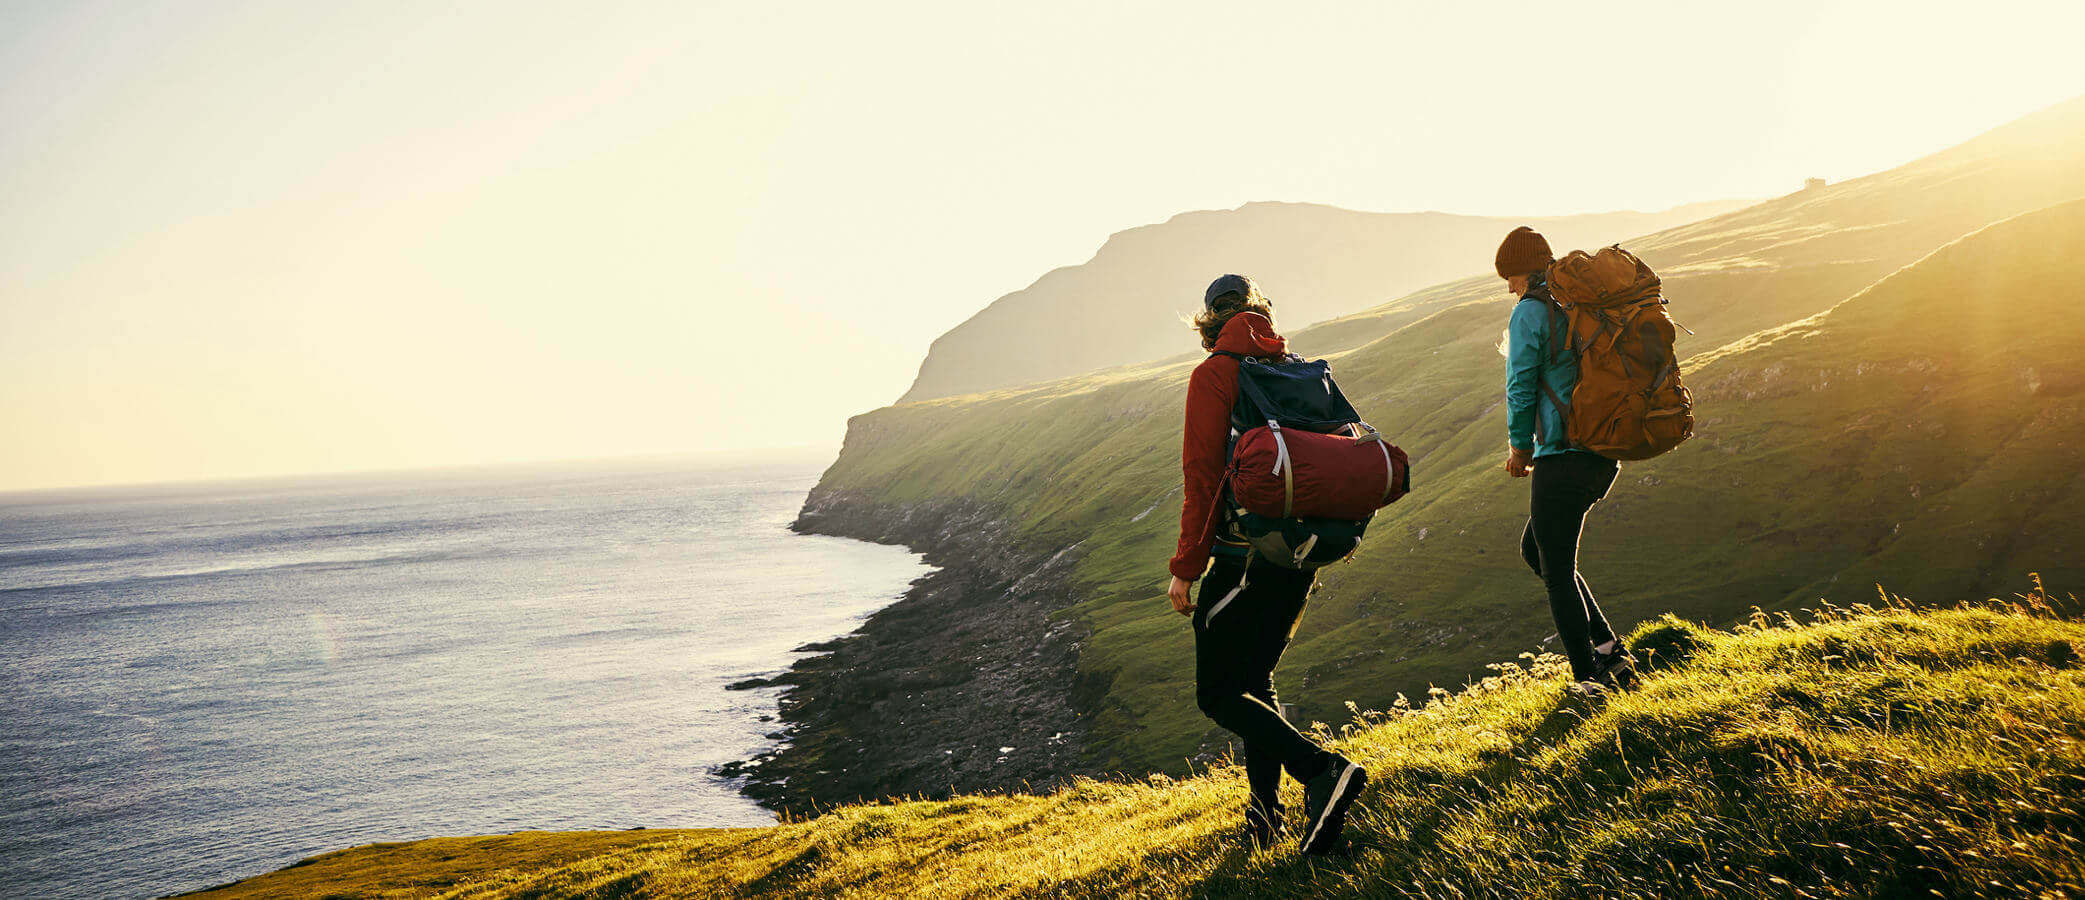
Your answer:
[1542,246,1694,460]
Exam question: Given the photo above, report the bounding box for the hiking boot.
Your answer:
[1242,801,1286,849]
[1299,755,1367,855]
[1568,678,1610,698]
[1593,642,1637,690]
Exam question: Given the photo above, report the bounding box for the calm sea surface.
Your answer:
[0,458,928,899]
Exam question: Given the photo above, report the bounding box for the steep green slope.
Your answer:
[198,598,2085,898]
[812,184,2085,779]
[900,199,1752,402]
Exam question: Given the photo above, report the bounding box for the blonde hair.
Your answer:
[1190,290,1275,349]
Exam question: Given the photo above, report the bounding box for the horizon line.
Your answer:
[0,443,843,501]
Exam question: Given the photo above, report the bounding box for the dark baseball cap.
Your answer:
[1204,274,1258,310]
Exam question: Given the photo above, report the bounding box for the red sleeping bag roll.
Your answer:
[1229,424,1410,520]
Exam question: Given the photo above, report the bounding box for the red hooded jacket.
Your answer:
[1169,311,1288,581]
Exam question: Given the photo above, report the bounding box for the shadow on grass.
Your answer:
[1177,691,1603,899]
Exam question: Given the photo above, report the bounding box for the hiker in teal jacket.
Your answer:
[1497,226,1636,692]
[1504,284,1578,460]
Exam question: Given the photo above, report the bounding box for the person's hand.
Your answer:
[1168,575,1196,616]
[1505,446,1534,478]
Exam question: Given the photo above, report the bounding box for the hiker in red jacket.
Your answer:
[1166,274,1366,855]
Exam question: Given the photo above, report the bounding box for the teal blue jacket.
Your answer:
[1506,278,1581,459]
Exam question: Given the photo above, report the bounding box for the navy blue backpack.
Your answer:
[1211,351,1384,571]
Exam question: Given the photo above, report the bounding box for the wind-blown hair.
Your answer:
[1191,289,1275,349]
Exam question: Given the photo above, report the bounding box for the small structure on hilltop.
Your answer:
[1803,177,1829,192]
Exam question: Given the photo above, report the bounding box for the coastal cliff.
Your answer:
[725,489,1096,814]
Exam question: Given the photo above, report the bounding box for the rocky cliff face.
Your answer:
[724,489,1093,815]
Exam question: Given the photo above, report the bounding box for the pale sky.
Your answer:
[5,0,2084,492]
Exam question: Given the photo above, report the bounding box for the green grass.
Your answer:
[808,98,2085,775]
[198,588,2085,898]
[170,830,727,899]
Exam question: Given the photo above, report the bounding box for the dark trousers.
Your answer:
[1521,450,1622,680]
[1193,554,1330,817]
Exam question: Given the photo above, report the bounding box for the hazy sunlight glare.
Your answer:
[3,0,2082,491]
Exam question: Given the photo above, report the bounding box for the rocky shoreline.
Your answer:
[718,489,1094,816]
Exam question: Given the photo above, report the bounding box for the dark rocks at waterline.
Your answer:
[733,490,1092,816]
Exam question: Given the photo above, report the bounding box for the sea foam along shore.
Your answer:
[722,488,1096,815]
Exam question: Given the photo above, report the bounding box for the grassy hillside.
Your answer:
[194,594,2085,898]
[809,94,2085,779]
[170,830,710,900]
[1293,90,2085,361]
[901,199,1752,402]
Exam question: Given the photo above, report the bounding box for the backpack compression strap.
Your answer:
[1203,547,1253,623]
[1351,422,1400,502]
[1267,420,1294,518]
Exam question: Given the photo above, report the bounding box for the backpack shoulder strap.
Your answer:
[1206,350,1262,433]
[1517,294,1573,440]
[1547,301,1571,366]
[1517,294,1572,366]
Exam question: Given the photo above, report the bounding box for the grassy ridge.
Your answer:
[197,592,2085,898]
[811,98,2085,775]
[1286,89,2085,362]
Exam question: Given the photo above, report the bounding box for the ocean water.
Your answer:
[0,458,929,899]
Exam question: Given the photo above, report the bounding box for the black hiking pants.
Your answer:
[1193,554,1333,819]
[1521,450,1622,680]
